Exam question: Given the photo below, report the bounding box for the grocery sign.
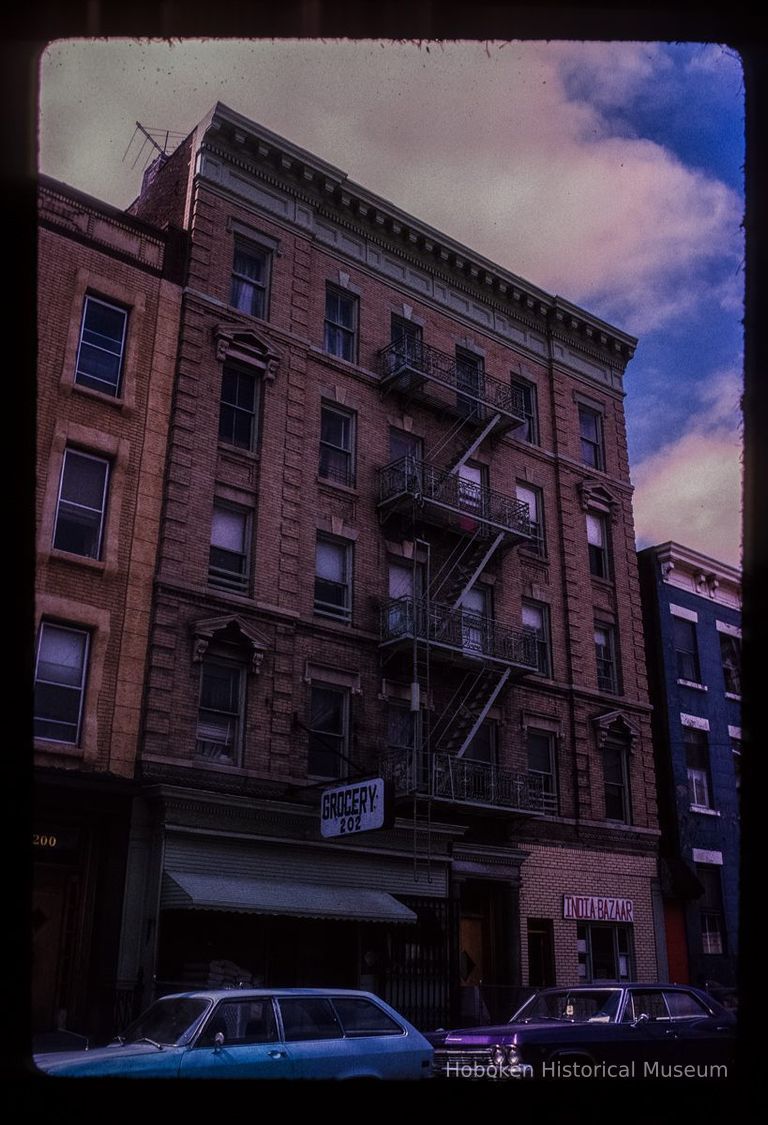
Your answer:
[320,778,392,838]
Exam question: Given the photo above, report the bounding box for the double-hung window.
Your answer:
[579,405,604,470]
[196,659,243,764]
[464,720,497,766]
[673,616,701,683]
[719,633,741,695]
[511,378,539,444]
[324,286,357,362]
[391,315,423,366]
[53,449,110,559]
[34,623,89,744]
[319,404,355,486]
[517,482,545,555]
[594,622,619,694]
[209,504,250,592]
[456,349,484,419]
[231,242,270,319]
[314,536,352,621]
[586,512,609,579]
[603,736,631,822]
[696,865,725,955]
[219,364,260,450]
[308,685,349,777]
[75,295,128,397]
[527,729,557,805]
[522,600,551,676]
[684,727,712,809]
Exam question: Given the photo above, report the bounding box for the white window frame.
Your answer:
[34,622,90,744]
[586,512,610,579]
[324,285,357,362]
[53,448,110,560]
[319,403,356,487]
[511,377,539,444]
[230,241,270,320]
[74,295,128,397]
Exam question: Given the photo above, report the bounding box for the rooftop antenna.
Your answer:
[122,122,184,172]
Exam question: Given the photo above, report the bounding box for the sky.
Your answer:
[37,39,745,568]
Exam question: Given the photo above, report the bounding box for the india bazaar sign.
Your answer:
[563,895,634,922]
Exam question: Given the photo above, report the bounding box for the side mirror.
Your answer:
[632,1012,650,1025]
[214,1031,225,1049]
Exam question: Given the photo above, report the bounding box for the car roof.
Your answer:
[532,983,707,990]
[153,988,388,1001]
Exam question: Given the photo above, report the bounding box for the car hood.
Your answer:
[429,1020,594,1046]
[34,1043,178,1074]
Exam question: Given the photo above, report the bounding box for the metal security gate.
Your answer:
[382,896,458,1031]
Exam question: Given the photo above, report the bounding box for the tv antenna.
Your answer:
[122,122,185,173]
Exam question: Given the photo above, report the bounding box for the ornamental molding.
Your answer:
[192,613,270,673]
[213,322,281,380]
[592,710,641,750]
[577,479,620,522]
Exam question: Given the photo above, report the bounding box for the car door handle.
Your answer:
[268,1049,287,1058]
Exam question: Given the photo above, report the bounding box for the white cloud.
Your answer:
[632,367,743,566]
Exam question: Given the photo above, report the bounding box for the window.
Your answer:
[522,600,551,676]
[314,536,352,621]
[278,997,343,1041]
[331,997,403,1037]
[594,622,619,694]
[75,295,128,396]
[460,584,491,655]
[319,404,355,486]
[464,720,497,766]
[684,727,712,809]
[731,737,741,795]
[386,560,422,636]
[387,704,416,755]
[578,405,604,470]
[603,737,630,821]
[196,659,244,764]
[527,729,557,802]
[456,349,484,418]
[308,685,349,778]
[673,616,701,683]
[586,513,609,579]
[577,924,633,982]
[219,364,259,450]
[391,315,423,366]
[517,482,545,555]
[324,286,357,362]
[34,623,89,743]
[511,378,539,444]
[53,449,110,559]
[209,504,250,592]
[696,865,725,955]
[231,242,269,319]
[197,999,278,1047]
[719,633,741,695]
[389,428,423,463]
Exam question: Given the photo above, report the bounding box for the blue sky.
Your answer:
[38,39,744,565]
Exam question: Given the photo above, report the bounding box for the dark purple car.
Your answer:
[428,984,736,1080]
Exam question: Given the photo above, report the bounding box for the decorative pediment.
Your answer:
[192,614,270,674]
[592,710,641,749]
[213,323,281,380]
[577,479,619,522]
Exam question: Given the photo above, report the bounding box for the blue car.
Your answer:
[34,989,434,1080]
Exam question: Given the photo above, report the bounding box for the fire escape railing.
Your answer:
[378,456,532,541]
[378,339,526,423]
[380,596,538,670]
[380,748,558,815]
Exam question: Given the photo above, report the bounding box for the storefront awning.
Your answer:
[162,870,417,924]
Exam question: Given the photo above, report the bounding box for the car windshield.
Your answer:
[512,989,622,1024]
[119,997,212,1046]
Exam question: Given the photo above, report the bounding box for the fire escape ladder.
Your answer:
[411,540,432,883]
[431,667,511,757]
[443,412,501,475]
[430,531,505,609]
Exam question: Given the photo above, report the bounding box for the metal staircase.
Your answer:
[430,667,511,758]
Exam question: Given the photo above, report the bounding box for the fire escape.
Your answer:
[376,336,553,827]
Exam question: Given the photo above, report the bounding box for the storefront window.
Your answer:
[577,923,633,982]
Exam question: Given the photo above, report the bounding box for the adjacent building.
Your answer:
[638,543,741,990]
[110,103,661,1029]
[33,177,182,1039]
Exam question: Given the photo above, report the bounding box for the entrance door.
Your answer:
[31,867,79,1031]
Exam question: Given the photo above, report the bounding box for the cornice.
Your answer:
[195,106,637,369]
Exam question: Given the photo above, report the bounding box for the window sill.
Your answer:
[590,574,614,589]
[313,609,353,627]
[690,805,721,817]
[34,739,84,759]
[218,443,261,464]
[725,692,741,702]
[43,548,108,574]
[65,380,132,413]
[317,475,359,497]
[678,679,708,692]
